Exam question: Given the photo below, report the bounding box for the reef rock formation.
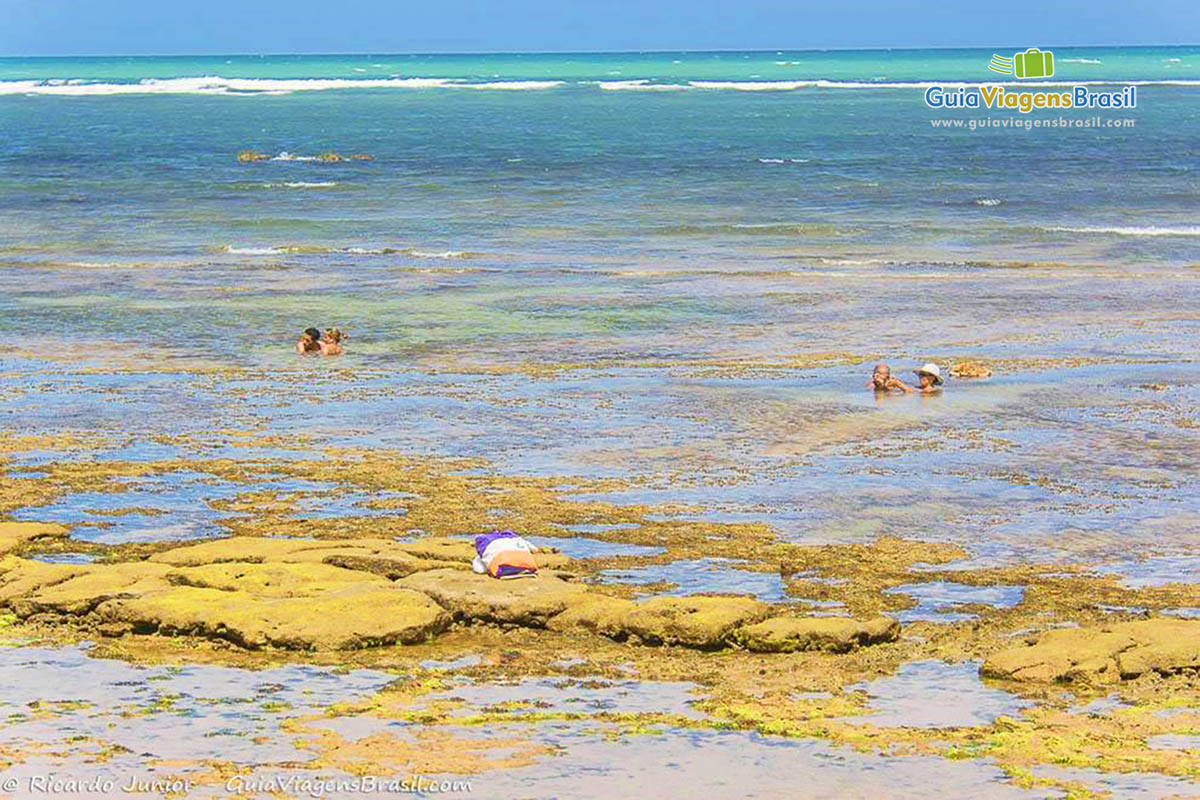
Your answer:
[0,521,67,555]
[732,615,900,653]
[949,362,993,378]
[399,568,589,627]
[982,619,1200,683]
[550,594,770,649]
[96,579,450,651]
[0,534,905,654]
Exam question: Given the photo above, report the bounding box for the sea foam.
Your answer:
[1043,225,1200,237]
[223,245,477,258]
[0,76,563,96]
[5,75,1200,97]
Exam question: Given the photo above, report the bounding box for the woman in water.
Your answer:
[911,362,943,393]
[320,327,346,356]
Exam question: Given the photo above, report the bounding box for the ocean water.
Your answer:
[2,48,1199,287]
[1,44,1198,544]
[1,47,1198,558]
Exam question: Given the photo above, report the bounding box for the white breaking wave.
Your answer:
[4,75,1199,97]
[407,250,471,259]
[592,79,691,92]
[224,246,287,255]
[1043,225,1200,237]
[259,181,339,188]
[974,198,1003,207]
[460,80,562,90]
[1062,58,1102,64]
[224,245,476,258]
[0,75,563,96]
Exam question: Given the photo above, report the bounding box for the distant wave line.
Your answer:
[0,76,564,96]
[1041,225,1200,237]
[4,75,1200,96]
[222,245,479,258]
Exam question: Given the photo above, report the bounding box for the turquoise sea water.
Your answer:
[2,47,1199,283]
[0,47,1197,535]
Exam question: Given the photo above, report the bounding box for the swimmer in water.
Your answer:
[296,327,322,354]
[868,363,910,393]
[320,327,346,356]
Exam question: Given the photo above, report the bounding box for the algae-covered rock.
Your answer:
[551,594,770,648]
[392,537,475,563]
[949,362,993,378]
[149,536,450,572]
[166,562,388,598]
[236,150,271,163]
[621,596,770,648]
[149,537,337,566]
[547,594,636,637]
[96,583,449,650]
[0,557,88,603]
[323,552,451,579]
[11,562,172,617]
[0,522,68,556]
[399,568,589,627]
[732,616,900,653]
[149,535,543,575]
[982,619,1200,683]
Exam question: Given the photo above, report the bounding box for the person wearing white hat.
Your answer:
[913,362,943,393]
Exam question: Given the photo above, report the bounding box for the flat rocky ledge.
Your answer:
[983,618,1200,684]
[0,524,899,654]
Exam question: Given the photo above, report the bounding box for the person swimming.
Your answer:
[320,327,346,356]
[296,327,322,354]
[868,363,909,393]
[912,362,943,393]
[868,362,943,394]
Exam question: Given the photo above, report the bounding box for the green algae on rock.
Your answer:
[399,568,592,627]
[96,583,450,650]
[550,594,770,649]
[10,561,173,617]
[0,521,69,555]
[983,618,1200,683]
[0,535,900,655]
[732,616,900,653]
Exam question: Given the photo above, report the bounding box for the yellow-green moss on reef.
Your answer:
[731,615,899,653]
[984,619,1200,683]
[0,533,900,654]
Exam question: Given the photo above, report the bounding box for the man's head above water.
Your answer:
[871,363,892,390]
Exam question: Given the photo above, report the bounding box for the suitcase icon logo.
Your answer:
[988,48,1055,79]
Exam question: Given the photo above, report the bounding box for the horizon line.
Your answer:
[2,43,1198,59]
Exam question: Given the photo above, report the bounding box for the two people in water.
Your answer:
[296,327,346,356]
[869,362,943,394]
